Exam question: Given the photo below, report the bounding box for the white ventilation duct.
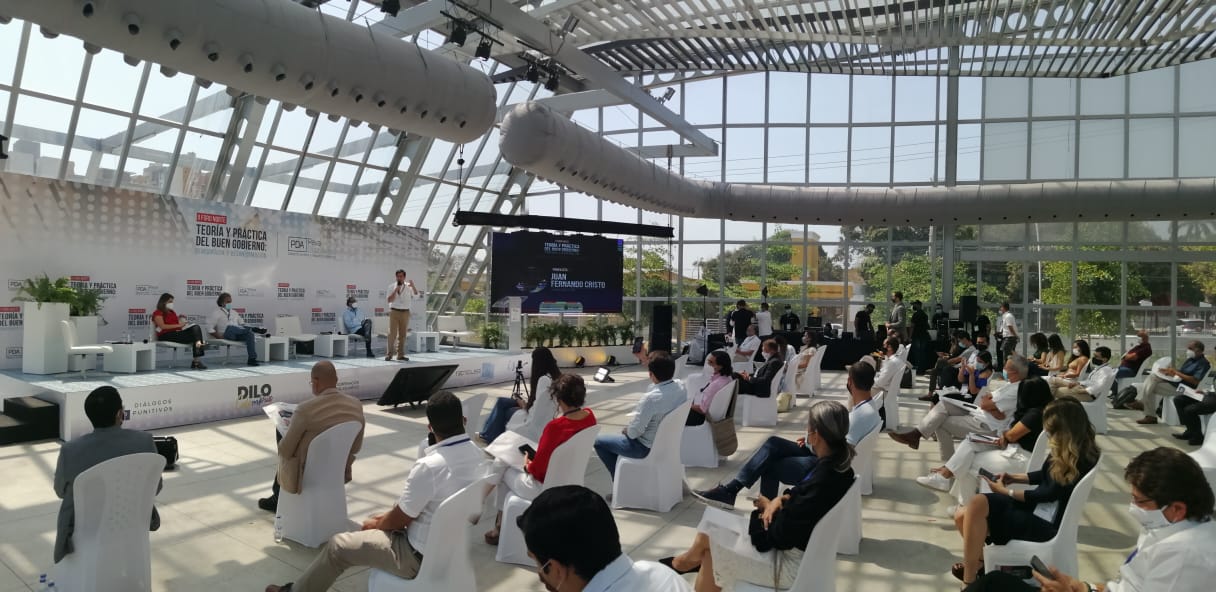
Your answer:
[500,102,1216,225]
[0,0,497,143]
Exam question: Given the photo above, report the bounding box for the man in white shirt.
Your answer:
[205,292,259,366]
[968,446,1216,592]
[385,269,420,362]
[519,485,692,592]
[264,392,483,592]
[1048,347,1117,402]
[755,302,773,339]
[872,338,903,398]
[733,324,761,363]
[995,301,1019,369]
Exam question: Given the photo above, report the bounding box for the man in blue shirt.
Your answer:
[594,352,685,479]
[342,297,374,358]
[694,358,880,507]
[1131,340,1211,425]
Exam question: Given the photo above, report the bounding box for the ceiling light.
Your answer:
[525,63,540,84]
[380,0,401,17]
[545,67,560,91]
[449,22,468,46]
[475,36,493,60]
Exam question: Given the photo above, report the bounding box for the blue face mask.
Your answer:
[224,303,232,311]
[975,363,987,371]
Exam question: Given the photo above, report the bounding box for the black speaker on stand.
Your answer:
[650,304,673,353]
[959,295,978,336]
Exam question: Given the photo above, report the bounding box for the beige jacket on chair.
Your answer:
[277,388,366,494]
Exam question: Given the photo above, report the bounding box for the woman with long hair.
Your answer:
[951,397,1100,586]
[660,401,856,591]
[688,351,734,426]
[1059,339,1091,379]
[1043,334,1068,373]
[478,346,563,443]
[151,292,207,369]
[963,350,995,397]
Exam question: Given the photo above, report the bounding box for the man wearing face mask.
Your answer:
[780,304,801,333]
[205,292,259,366]
[735,340,784,396]
[965,446,1216,592]
[518,485,691,592]
[1128,341,1210,425]
[694,360,879,508]
[952,335,988,389]
[889,291,908,342]
[1047,346,1117,402]
[342,297,374,358]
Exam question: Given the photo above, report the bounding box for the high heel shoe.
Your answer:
[659,556,700,575]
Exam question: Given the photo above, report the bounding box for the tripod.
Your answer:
[511,360,529,402]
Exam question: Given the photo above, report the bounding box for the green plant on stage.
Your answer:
[572,325,590,347]
[617,323,635,346]
[71,287,107,317]
[480,322,503,350]
[555,323,576,348]
[12,274,77,309]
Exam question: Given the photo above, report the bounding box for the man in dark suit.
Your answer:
[735,339,784,397]
[53,386,162,563]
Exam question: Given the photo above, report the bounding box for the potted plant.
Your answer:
[12,274,75,374]
[524,323,544,348]
[480,322,504,350]
[555,323,576,348]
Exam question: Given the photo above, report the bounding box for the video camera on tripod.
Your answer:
[511,360,529,401]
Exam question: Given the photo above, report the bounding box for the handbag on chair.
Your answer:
[710,386,739,456]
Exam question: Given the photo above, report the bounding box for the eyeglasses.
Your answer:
[538,558,553,575]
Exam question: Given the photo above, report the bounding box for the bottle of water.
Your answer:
[35,574,47,592]
[274,512,284,543]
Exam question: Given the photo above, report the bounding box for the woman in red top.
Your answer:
[152,292,207,369]
[484,374,597,545]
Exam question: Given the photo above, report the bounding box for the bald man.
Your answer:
[258,361,366,512]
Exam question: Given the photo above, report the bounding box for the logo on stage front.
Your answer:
[5,346,21,359]
[0,306,22,329]
[134,284,160,296]
[237,287,264,298]
[236,384,273,409]
[127,399,173,418]
[69,275,118,296]
[185,279,223,299]
[128,308,151,328]
[277,282,305,300]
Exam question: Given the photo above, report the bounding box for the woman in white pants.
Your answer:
[915,377,1054,510]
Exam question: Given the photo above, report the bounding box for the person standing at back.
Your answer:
[780,304,801,332]
[385,269,419,362]
[755,302,773,340]
[855,303,876,343]
[889,291,908,342]
[995,302,1019,370]
[728,300,756,346]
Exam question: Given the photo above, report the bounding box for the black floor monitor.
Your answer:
[378,364,460,408]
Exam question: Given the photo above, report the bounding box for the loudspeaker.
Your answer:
[959,296,978,324]
[377,364,460,408]
[649,305,673,353]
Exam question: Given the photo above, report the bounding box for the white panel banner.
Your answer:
[0,174,429,370]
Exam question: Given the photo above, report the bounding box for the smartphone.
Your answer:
[978,467,998,482]
[518,444,536,459]
[1030,555,1053,580]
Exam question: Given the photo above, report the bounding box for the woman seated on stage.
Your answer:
[659,401,855,591]
[478,346,561,444]
[688,351,735,426]
[915,377,1055,508]
[951,397,1100,586]
[483,374,596,545]
[152,292,207,370]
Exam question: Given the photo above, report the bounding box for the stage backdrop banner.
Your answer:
[0,173,428,370]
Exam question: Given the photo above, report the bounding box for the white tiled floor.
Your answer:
[0,366,1180,591]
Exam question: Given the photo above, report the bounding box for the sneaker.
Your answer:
[257,496,278,512]
[247,358,260,367]
[692,484,740,509]
[916,472,953,492]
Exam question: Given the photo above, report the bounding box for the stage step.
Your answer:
[0,397,59,445]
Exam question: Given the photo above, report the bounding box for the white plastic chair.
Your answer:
[611,401,691,512]
[853,426,880,496]
[277,421,362,547]
[273,316,317,359]
[673,354,693,380]
[983,455,1103,580]
[738,364,783,427]
[61,320,112,379]
[795,345,828,397]
[149,325,191,368]
[368,477,492,592]
[837,470,865,555]
[1189,414,1216,489]
[877,359,905,431]
[735,478,858,592]
[496,426,600,565]
[436,316,473,351]
[210,338,247,365]
[54,453,164,592]
[373,316,391,340]
[1080,368,1117,434]
[461,393,487,440]
[681,379,738,468]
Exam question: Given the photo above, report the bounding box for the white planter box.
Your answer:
[21,302,69,375]
[67,316,100,371]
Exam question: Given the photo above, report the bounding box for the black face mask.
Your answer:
[976,343,989,351]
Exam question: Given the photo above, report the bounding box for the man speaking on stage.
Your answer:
[386,269,420,361]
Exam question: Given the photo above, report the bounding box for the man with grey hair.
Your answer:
[890,354,1026,461]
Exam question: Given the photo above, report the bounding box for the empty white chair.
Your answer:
[273,316,317,359]
[853,427,880,496]
[496,426,600,565]
[612,401,691,512]
[1189,413,1216,488]
[373,316,391,341]
[836,471,865,555]
[368,476,492,592]
[61,320,113,379]
[738,364,784,428]
[876,359,905,431]
[681,379,738,468]
[735,478,858,592]
[277,421,363,547]
[983,455,1103,580]
[436,316,473,351]
[149,325,191,368]
[54,452,164,592]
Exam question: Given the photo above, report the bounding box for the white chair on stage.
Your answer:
[436,316,473,351]
[734,478,858,592]
[368,476,492,592]
[273,316,317,359]
[853,426,880,496]
[496,426,600,565]
[149,326,191,368]
[277,421,363,548]
[611,401,691,512]
[210,338,247,365]
[983,455,1104,581]
[373,316,391,342]
[54,452,164,592]
[1189,413,1216,489]
[681,380,738,469]
[738,364,784,428]
[794,345,828,398]
[61,320,112,380]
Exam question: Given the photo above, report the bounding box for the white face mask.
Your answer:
[1186,349,1196,359]
[1127,503,1172,530]
[165,302,175,311]
[975,363,987,371]
[762,352,772,361]
[349,302,358,309]
[1072,347,1080,356]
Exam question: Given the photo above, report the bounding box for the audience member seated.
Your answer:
[961,350,995,398]
[735,339,783,397]
[872,338,902,398]
[205,292,259,366]
[152,292,206,369]
[593,352,684,479]
[517,485,692,592]
[965,447,1216,592]
[688,351,734,426]
[265,391,482,592]
[483,375,597,545]
[1027,332,1050,373]
[957,335,991,384]
[1047,346,1115,402]
[1041,334,1069,374]
[926,331,967,398]
[663,401,856,591]
[53,386,162,564]
[1117,330,1153,379]
[733,324,761,363]
[694,361,878,506]
[951,397,1100,586]
[940,331,979,390]
[341,296,374,358]
[258,361,365,513]
[915,377,1054,509]
[1058,339,1091,379]
[479,347,561,444]
[890,355,1026,461]
[1174,385,1216,446]
[1128,341,1211,425]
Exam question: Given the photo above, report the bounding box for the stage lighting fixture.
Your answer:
[525,63,540,84]
[475,36,493,60]
[449,22,468,46]
[573,355,585,368]
[380,0,401,17]
[0,134,9,160]
[594,366,614,383]
[544,69,560,91]
[696,284,709,297]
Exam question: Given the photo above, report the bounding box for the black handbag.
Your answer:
[153,436,179,470]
